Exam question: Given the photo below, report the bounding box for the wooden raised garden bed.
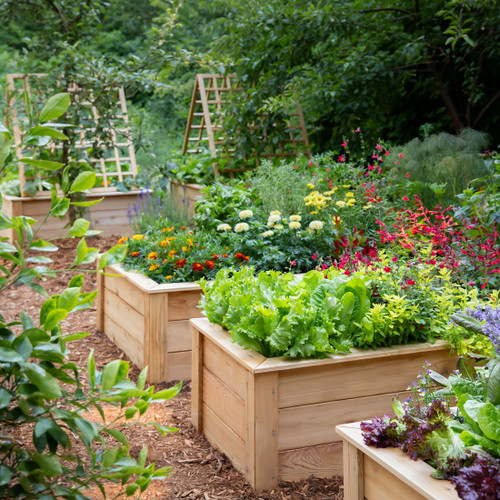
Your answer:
[336,421,459,500]
[96,263,204,383]
[0,190,142,242]
[169,180,203,219]
[190,318,458,491]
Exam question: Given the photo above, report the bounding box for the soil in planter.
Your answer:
[1,236,344,499]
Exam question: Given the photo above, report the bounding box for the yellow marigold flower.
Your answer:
[309,220,324,230]
[268,214,281,223]
[336,201,346,208]
[270,210,281,216]
[217,223,231,231]
[239,209,253,218]
[345,192,354,198]
[342,185,351,189]
[149,264,159,271]
[165,275,173,280]
[187,238,193,246]
[290,215,302,222]
[160,240,169,247]
[132,234,144,241]
[346,198,356,206]
[274,224,284,230]
[261,230,274,237]
[332,216,342,225]
[289,221,301,229]
[182,246,188,252]
[234,222,249,232]
[267,221,275,228]
[307,183,315,189]
[117,236,128,244]
[363,204,373,210]
[310,211,319,215]
[162,227,175,232]
[169,250,176,257]
[147,251,158,259]
[165,237,176,241]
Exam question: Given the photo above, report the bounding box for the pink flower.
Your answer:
[403,196,409,201]
[355,128,360,133]
[291,260,297,266]
[392,256,398,262]
[341,141,347,147]
[405,279,416,285]
[405,173,410,178]
[398,153,404,159]
[383,266,391,273]
[311,254,317,260]
[395,161,400,165]
[338,155,345,162]
[367,165,375,170]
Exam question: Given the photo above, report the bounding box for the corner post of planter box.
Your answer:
[343,439,364,500]
[246,370,279,491]
[191,324,203,431]
[96,264,105,333]
[144,291,168,382]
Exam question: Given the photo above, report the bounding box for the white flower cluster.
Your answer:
[217,223,231,231]
[289,221,301,229]
[234,222,250,233]
[261,230,274,237]
[267,210,281,227]
[239,209,253,219]
[309,220,324,230]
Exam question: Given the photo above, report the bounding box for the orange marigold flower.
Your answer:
[182,246,188,252]
[160,240,169,247]
[187,238,193,246]
[192,262,203,272]
[235,252,250,261]
[147,251,158,259]
[175,259,186,268]
[165,275,173,280]
[162,227,175,232]
[162,259,167,264]
[211,254,219,260]
[180,226,187,230]
[131,251,140,257]
[117,236,128,244]
[204,260,215,270]
[222,254,229,258]
[149,264,159,271]
[165,237,176,242]
[132,234,144,241]
[169,250,177,257]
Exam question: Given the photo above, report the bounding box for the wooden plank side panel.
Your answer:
[104,274,146,315]
[168,290,203,321]
[278,392,404,451]
[278,442,343,481]
[203,336,249,399]
[191,327,203,431]
[103,288,145,346]
[202,367,246,440]
[166,351,191,382]
[103,315,144,368]
[166,320,192,352]
[364,456,426,500]
[144,292,168,382]
[202,403,246,476]
[278,349,456,408]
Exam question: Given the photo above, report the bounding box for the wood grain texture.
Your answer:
[278,442,343,481]
[103,315,144,368]
[202,403,246,475]
[168,290,203,321]
[278,349,456,408]
[343,442,364,500]
[144,292,168,382]
[104,272,146,315]
[247,372,279,490]
[191,327,203,431]
[166,351,191,382]
[166,320,192,352]
[202,367,246,440]
[96,270,105,332]
[278,392,403,450]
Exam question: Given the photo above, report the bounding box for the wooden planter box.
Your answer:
[190,318,458,491]
[169,180,203,219]
[0,190,142,242]
[336,422,459,499]
[96,263,204,383]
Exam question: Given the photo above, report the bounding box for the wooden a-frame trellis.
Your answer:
[182,74,311,175]
[5,73,138,197]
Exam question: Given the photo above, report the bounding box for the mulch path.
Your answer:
[1,235,344,500]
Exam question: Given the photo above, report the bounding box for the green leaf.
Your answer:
[152,381,182,401]
[33,453,63,476]
[138,446,148,467]
[49,196,70,218]
[104,428,129,448]
[98,244,128,270]
[72,197,104,207]
[0,465,12,486]
[25,256,53,264]
[28,126,68,141]
[31,239,58,252]
[25,364,62,398]
[126,483,139,496]
[39,92,70,122]
[137,367,148,390]
[487,360,500,405]
[67,218,90,237]
[63,331,91,342]
[74,416,98,444]
[88,350,96,390]
[69,274,84,288]
[101,360,126,390]
[477,402,500,441]
[0,138,12,169]
[58,287,81,312]
[70,171,95,193]
[125,406,138,419]
[73,238,99,266]
[103,446,122,467]
[0,388,12,409]
[42,308,68,331]
[20,158,64,171]
[0,346,24,363]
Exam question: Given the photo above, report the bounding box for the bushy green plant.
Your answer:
[387,129,489,205]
